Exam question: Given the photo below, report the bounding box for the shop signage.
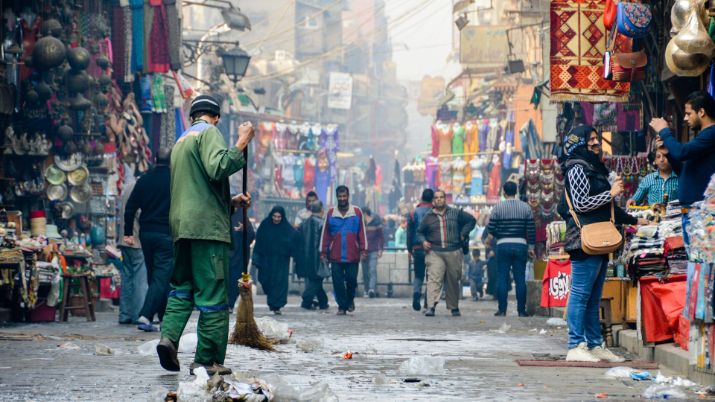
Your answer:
[328,72,353,110]
[459,25,509,65]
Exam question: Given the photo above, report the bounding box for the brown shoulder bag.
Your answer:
[564,191,623,255]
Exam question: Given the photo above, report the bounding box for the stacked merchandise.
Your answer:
[603,154,652,204]
[684,174,715,372]
[624,205,683,281]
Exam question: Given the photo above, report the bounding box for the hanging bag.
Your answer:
[604,0,618,31]
[603,22,647,82]
[616,2,652,38]
[564,191,623,255]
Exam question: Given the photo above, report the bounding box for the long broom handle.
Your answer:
[242,147,249,275]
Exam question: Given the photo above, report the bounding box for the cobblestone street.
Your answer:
[1,295,710,401]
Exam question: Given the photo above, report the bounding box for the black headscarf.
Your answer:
[559,125,609,176]
[255,206,296,257]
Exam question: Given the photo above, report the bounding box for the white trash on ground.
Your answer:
[653,371,697,387]
[642,384,688,400]
[263,374,337,402]
[143,385,169,402]
[57,342,80,350]
[490,323,511,334]
[296,337,323,353]
[94,344,113,356]
[604,366,635,378]
[137,339,159,356]
[399,356,446,376]
[538,329,547,335]
[178,333,198,354]
[177,366,211,402]
[256,316,291,344]
[546,318,567,327]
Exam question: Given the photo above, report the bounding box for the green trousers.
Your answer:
[161,239,230,365]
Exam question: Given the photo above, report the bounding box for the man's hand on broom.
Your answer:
[232,193,252,209]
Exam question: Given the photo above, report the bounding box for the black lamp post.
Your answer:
[219,46,251,84]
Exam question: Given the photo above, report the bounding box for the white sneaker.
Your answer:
[566,342,600,362]
[137,316,151,326]
[590,346,625,363]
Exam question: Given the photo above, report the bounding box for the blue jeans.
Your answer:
[567,255,608,349]
[361,251,378,294]
[496,243,527,314]
[118,246,148,323]
[412,249,426,295]
[138,232,174,321]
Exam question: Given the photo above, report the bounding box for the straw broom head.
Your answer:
[228,273,275,351]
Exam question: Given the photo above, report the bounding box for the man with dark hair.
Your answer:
[406,188,434,311]
[361,206,384,298]
[156,94,254,376]
[417,190,476,317]
[320,186,367,315]
[297,200,330,310]
[486,181,536,317]
[124,148,173,332]
[294,191,318,227]
[651,90,715,246]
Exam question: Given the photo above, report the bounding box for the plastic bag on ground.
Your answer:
[604,366,635,378]
[177,366,211,402]
[58,342,80,350]
[399,356,446,376]
[654,371,697,387]
[642,384,688,400]
[256,316,291,344]
[179,333,198,354]
[137,339,159,356]
[297,337,324,353]
[546,318,567,327]
[94,344,113,356]
[263,374,337,402]
[490,323,511,334]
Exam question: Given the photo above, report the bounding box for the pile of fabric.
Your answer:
[625,204,684,281]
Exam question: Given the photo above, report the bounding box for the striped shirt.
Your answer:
[487,199,536,246]
[631,171,679,205]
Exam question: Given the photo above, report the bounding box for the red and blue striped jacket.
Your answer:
[319,205,367,263]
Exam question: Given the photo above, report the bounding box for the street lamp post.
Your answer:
[218,47,251,85]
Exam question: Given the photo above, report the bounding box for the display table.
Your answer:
[639,274,688,345]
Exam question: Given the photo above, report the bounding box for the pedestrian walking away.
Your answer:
[406,189,434,311]
[650,90,715,248]
[295,200,330,310]
[485,181,536,317]
[320,186,367,315]
[117,177,147,325]
[156,94,254,376]
[123,148,173,332]
[252,206,299,315]
[558,125,647,363]
[228,211,255,312]
[417,190,476,317]
[467,248,485,301]
[361,207,384,298]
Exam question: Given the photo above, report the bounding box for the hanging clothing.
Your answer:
[315,152,331,203]
[164,0,182,71]
[252,207,298,311]
[478,119,490,152]
[303,156,316,193]
[437,124,453,156]
[465,120,479,155]
[469,157,483,196]
[487,157,502,199]
[149,0,170,73]
[294,155,305,192]
[129,0,144,72]
[425,157,439,189]
[452,124,466,155]
[431,125,439,157]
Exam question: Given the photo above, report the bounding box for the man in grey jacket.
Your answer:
[417,190,476,317]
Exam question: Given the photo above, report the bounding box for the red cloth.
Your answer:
[639,275,687,343]
[148,3,170,73]
[100,277,120,299]
[541,259,572,308]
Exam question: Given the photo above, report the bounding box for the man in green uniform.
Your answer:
[156,95,254,376]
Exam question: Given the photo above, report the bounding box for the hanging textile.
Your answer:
[149,0,170,73]
[165,0,182,71]
[452,124,465,155]
[549,0,631,102]
[540,259,571,308]
[129,0,144,72]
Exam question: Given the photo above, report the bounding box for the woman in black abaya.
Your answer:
[252,206,298,314]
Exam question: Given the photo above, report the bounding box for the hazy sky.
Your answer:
[385,0,459,82]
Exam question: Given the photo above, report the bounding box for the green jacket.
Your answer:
[170,120,245,244]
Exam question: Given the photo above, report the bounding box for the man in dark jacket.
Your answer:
[406,189,434,311]
[124,148,173,332]
[297,201,329,310]
[417,190,476,317]
[651,90,715,247]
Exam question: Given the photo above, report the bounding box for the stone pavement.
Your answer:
[0,295,711,401]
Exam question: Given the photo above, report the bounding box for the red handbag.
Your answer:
[611,50,647,81]
[604,0,617,30]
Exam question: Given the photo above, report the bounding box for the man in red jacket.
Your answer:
[319,186,368,315]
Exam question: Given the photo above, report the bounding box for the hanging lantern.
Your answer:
[32,36,66,70]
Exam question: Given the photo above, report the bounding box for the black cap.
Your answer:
[190,95,221,118]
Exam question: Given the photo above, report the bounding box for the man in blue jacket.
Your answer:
[406,189,434,311]
[650,90,715,247]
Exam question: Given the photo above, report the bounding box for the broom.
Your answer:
[228,145,274,351]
